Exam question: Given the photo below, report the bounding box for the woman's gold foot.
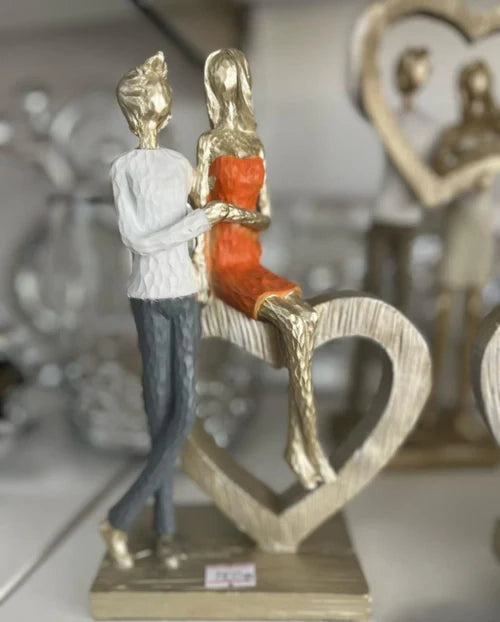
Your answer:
[313,452,337,484]
[307,441,337,484]
[285,444,322,490]
[156,535,187,569]
[99,520,134,570]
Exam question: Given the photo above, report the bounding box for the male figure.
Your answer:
[100,52,229,569]
[349,48,436,413]
[366,47,435,311]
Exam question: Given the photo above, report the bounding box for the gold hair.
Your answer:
[459,60,494,120]
[116,51,171,137]
[204,48,256,131]
[396,47,430,96]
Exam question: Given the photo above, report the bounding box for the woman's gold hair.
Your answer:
[116,51,171,135]
[204,48,256,131]
[396,47,430,96]
[459,60,494,120]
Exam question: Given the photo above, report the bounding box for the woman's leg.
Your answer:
[284,384,320,488]
[258,292,336,488]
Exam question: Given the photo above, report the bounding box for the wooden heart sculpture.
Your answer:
[357,0,500,207]
[472,305,500,444]
[181,292,431,553]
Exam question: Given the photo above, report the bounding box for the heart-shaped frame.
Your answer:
[357,0,500,207]
[472,305,500,444]
[181,292,431,553]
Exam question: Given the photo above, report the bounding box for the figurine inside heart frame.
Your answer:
[358,0,500,207]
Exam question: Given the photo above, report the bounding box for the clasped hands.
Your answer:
[203,200,270,231]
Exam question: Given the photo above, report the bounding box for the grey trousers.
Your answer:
[108,295,200,536]
[365,222,416,312]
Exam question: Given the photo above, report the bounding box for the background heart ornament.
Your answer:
[182,292,432,552]
[356,0,500,207]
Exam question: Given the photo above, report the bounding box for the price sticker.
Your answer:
[204,563,256,589]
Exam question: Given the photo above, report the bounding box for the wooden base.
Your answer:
[390,419,500,470]
[90,505,370,621]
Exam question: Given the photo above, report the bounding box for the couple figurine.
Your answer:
[360,45,497,431]
[100,49,335,570]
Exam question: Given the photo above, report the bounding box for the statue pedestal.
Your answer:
[90,505,370,621]
[391,414,500,469]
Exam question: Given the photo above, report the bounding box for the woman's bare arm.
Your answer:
[256,146,271,227]
[190,133,214,302]
[190,134,212,209]
[224,204,270,230]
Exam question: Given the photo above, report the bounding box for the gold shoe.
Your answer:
[99,520,134,570]
[156,535,187,570]
[285,445,322,490]
[310,448,337,485]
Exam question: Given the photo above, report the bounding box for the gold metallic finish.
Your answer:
[222,203,270,230]
[116,51,172,150]
[99,520,134,570]
[395,47,431,104]
[259,292,335,488]
[192,48,335,489]
[433,60,500,176]
[182,292,432,553]
[156,535,188,570]
[356,0,500,207]
[114,50,239,227]
[91,506,371,621]
[428,60,498,426]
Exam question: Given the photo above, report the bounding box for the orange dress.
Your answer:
[207,155,300,318]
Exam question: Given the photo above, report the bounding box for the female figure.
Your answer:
[100,52,229,569]
[192,48,336,490]
[431,60,498,427]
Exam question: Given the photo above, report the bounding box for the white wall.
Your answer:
[0,0,134,30]
[248,0,500,198]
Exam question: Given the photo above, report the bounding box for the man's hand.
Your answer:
[203,201,230,226]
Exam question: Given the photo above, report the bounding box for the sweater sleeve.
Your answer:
[111,160,210,256]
